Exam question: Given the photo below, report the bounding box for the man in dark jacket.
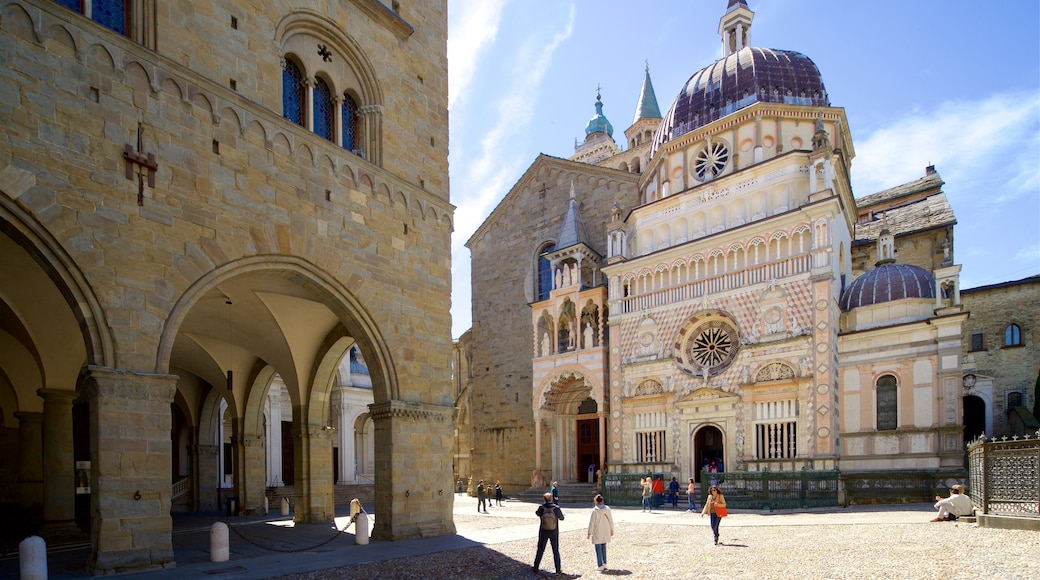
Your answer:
[533,492,565,575]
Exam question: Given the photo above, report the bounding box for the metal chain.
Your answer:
[222,516,356,553]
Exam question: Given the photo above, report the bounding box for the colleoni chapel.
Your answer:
[455,1,1039,498]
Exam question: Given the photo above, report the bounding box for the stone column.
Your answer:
[15,411,44,521]
[82,366,177,575]
[266,389,283,486]
[38,388,78,525]
[304,79,315,131]
[241,435,266,515]
[370,400,455,540]
[292,418,335,524]
[196,445,219,511]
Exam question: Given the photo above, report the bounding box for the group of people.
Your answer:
[638,475,688,510]
[473,479,504,513]
[533,481,728,575]
[528,477,974,574]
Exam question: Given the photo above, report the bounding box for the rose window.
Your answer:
[694,141,729,181]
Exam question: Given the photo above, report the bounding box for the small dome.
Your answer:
[650,47,828,158]
[585,95,613,138]
[840,264,937,311]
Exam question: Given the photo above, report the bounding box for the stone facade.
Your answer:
[961,277,1040,437]
[454,1,1035,499]
[0,0,452,574]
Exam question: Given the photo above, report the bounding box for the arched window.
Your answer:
[342,94,360,153]
[313,78,334,141]
[282,59,305,127]
[876,375,897,431]
[537,243,555,301]
[1005,324,1022,347]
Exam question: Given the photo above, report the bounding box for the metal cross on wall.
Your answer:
[317,43,332,62]
[123,123,158,206]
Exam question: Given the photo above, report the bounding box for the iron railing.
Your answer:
[968,430,1040,518]
[699,469,839,510]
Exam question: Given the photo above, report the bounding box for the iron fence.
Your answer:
[967,430,1040,518]
[698,469,839,510]
[602,472,669,507]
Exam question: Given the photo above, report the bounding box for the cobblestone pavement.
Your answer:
[280,501,1040,580]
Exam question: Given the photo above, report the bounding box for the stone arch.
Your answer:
[0,193,114,368]
[44,22,77,54]
[84,42,116,74]
[156,255,399,404]
[2,2,39,43]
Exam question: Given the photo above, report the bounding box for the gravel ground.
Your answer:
[280,511,1040,580]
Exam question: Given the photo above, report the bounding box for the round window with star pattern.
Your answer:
[674,312,740,378]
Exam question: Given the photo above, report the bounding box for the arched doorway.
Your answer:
[963,395,986,443]
[575,397,599,481]
[692,425,724,483]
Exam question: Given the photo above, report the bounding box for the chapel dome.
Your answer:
[649,47,829,158]
[839,263,937,311]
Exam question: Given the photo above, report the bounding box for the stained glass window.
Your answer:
[282,60,305,126]
[51,0,128,36]
[342,94,359,153]
[93,0,127,35]
[313,78,333,141]
[537,243,555,301]
[876,375,897,431]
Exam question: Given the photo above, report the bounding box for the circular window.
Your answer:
[674,312,740,378]
[694,141,729,181]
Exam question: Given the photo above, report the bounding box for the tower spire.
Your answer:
[632,63,662,123]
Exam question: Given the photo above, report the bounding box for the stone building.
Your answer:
[960,276,1040,438]
[455,0,1036,497]
[0,0,453,574]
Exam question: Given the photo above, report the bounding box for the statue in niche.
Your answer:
[741,365,751,384]
[541,332,550,357]
[799,356,811,377]
[583,323,594,349]
[554,268,562,289]
[568,320,577,349]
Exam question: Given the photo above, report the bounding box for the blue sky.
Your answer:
[446,0,1040,339]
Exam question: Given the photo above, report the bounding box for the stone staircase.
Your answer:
[512,482,600,507]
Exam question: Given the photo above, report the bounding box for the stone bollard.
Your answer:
[20,536,47,580]
[355,511,369,545]
[281,497,290,516]
[210,522,229,562]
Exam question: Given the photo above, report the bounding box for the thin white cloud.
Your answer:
[1015,244,1040,264]
[447,0,508,111]
[851,91,1040,201]
[450,3,576,253]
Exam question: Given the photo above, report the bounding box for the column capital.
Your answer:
[14,411,43,424]
[36,388,80,404]
[82,366,178,402]
[369,400,453,424]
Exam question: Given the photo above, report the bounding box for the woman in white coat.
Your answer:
[586,494,615,571]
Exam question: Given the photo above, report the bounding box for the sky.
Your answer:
[446,0,1040,339]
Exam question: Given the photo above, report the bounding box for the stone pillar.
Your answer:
[266,389,283,486]
[15,411,44,521]
[38,388,78,525]
[292,418,335,524]
[196,445,219,511]
[370,400,455,540]
[240,435,266,515]
[304,79,315,131]
[336,389,355,483]
[82,366,177,575]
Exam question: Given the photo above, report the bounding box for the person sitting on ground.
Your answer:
[931,484,973,522]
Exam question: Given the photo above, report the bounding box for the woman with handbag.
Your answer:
[700,485,727,545]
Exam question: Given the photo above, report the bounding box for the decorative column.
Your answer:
[304,79,315,131]
[292,419,335,524]
[82,366,177,575]
[15,411,44,519]
[332,95,343,147]
[266,389,283,486]
[336,387,355,483]
[38,388,79,526]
